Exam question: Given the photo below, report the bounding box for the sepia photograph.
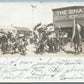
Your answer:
[0,1,84,82]
[0,2,84,57]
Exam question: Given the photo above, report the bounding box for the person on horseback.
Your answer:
[71,17,82,54]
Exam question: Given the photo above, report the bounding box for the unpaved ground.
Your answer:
[0,42,84,58]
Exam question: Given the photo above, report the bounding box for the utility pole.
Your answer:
[30,5,37,41]
[30,5,36,29]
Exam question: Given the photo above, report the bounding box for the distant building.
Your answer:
[14,26,30,32]
[13,26,31,37]
[0,25,16,33]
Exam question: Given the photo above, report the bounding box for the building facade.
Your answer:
[52,6,84,40]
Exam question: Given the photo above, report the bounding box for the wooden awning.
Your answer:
[54,19,84,28]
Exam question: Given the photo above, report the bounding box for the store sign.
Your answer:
[53,7,84,21]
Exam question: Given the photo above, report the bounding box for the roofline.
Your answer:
[13,26,31,31]
[52,6,84,11]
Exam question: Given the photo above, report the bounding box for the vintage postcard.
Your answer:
[0,1,84,82]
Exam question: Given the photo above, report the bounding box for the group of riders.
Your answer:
[33,28,66,54]
[0,19,83,55]
[0,31,28,55]
[33,20,83,54]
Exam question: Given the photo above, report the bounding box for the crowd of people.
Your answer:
[0,25,68,55]
[0,21,82,55]
[0,31,28,55]
[33,26,68,54]
[32,21,83,54]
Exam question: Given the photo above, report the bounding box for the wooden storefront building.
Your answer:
[52,6,84,39]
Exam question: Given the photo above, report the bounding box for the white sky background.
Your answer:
[0,2,84,30]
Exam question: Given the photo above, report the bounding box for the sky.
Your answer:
[0,2,84,30]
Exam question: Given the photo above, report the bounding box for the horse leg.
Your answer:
[77,41,82,53]
[74,43,78,54]
[36,45,40,53]
[74,43,76,53]
[77,44,79,54]
[80,45,82,52]
[79,42,82,53]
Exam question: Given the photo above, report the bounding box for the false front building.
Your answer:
[52,6,84,40]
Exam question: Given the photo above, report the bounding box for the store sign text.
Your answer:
[54,8,84,21]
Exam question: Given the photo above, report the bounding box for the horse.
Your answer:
[71,22,82,54]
